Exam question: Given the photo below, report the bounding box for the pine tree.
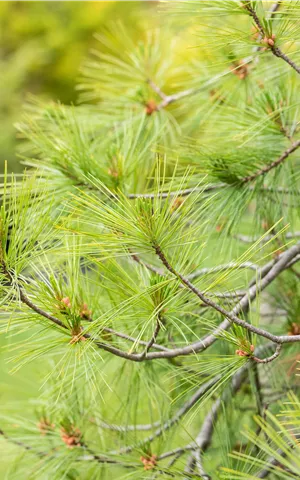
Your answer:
[1,1,300,479]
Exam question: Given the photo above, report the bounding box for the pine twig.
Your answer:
[243,1,300,75]
[127,183,224,199]
[160,344,276,474]
[234,231,300,244]
[241,140,300,183]
[153,241,300,347]
[110,375,222,455]
[252,343,282,364]
[141,315,162,358]
[0,428,47,457]
[2,244,299,364]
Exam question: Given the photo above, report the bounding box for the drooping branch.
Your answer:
[153,241,300,348]
[1,241,299,365]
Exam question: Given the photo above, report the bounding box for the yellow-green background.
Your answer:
[0,2,157,476]
[0,1,158,171]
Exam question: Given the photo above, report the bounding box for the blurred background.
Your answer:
[0,1,158,172]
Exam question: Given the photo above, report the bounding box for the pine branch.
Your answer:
[147,78,168,101]
[101,326,170,352]
[187,261,259,279]
[140,314,162,358]
[184,367,247,479]
[0,259,67,331]
[126,184,300,202]
[268,1,282,17]
[252,343,282,364]
[235,231,300,244]
[110,375,222,455]
[2,244,299,366]
[79,445,140,469]
[153,241,300,347]
[253,1,282,58]
[243,1,300,75]
[253,363,264,422]
[132,252,258,282]
[127,183,224,199]
[241,140,300,183]
[157,344,276,475]
[130,251,164,276]
[0,428,47,458]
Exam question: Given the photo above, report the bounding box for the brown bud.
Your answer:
[140,454,157,470]
[288,323,300,336]
[261,220,270,230]
[61,297,71,308]
[108,168,119,178]
[60,426,82,448]
[230,60,249,80]
[236,349,247,357]
[262,35,275,47]
[79,303,92,320]
[145,100,158,116]
[170,197,184,212]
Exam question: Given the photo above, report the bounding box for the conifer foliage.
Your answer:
[1,1,300,479]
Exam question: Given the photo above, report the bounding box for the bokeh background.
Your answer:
[0,1,158,172]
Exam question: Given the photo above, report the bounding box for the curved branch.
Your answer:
[153,242,300,347]
[252,343,282,364]
[2,244,299,363]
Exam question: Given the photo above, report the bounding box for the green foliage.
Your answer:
[221,393,300,479]
[1,1,300,479]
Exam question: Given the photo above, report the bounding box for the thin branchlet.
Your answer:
[153,242,300,349]
[241,140,300,183]
[242,1,300,75]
